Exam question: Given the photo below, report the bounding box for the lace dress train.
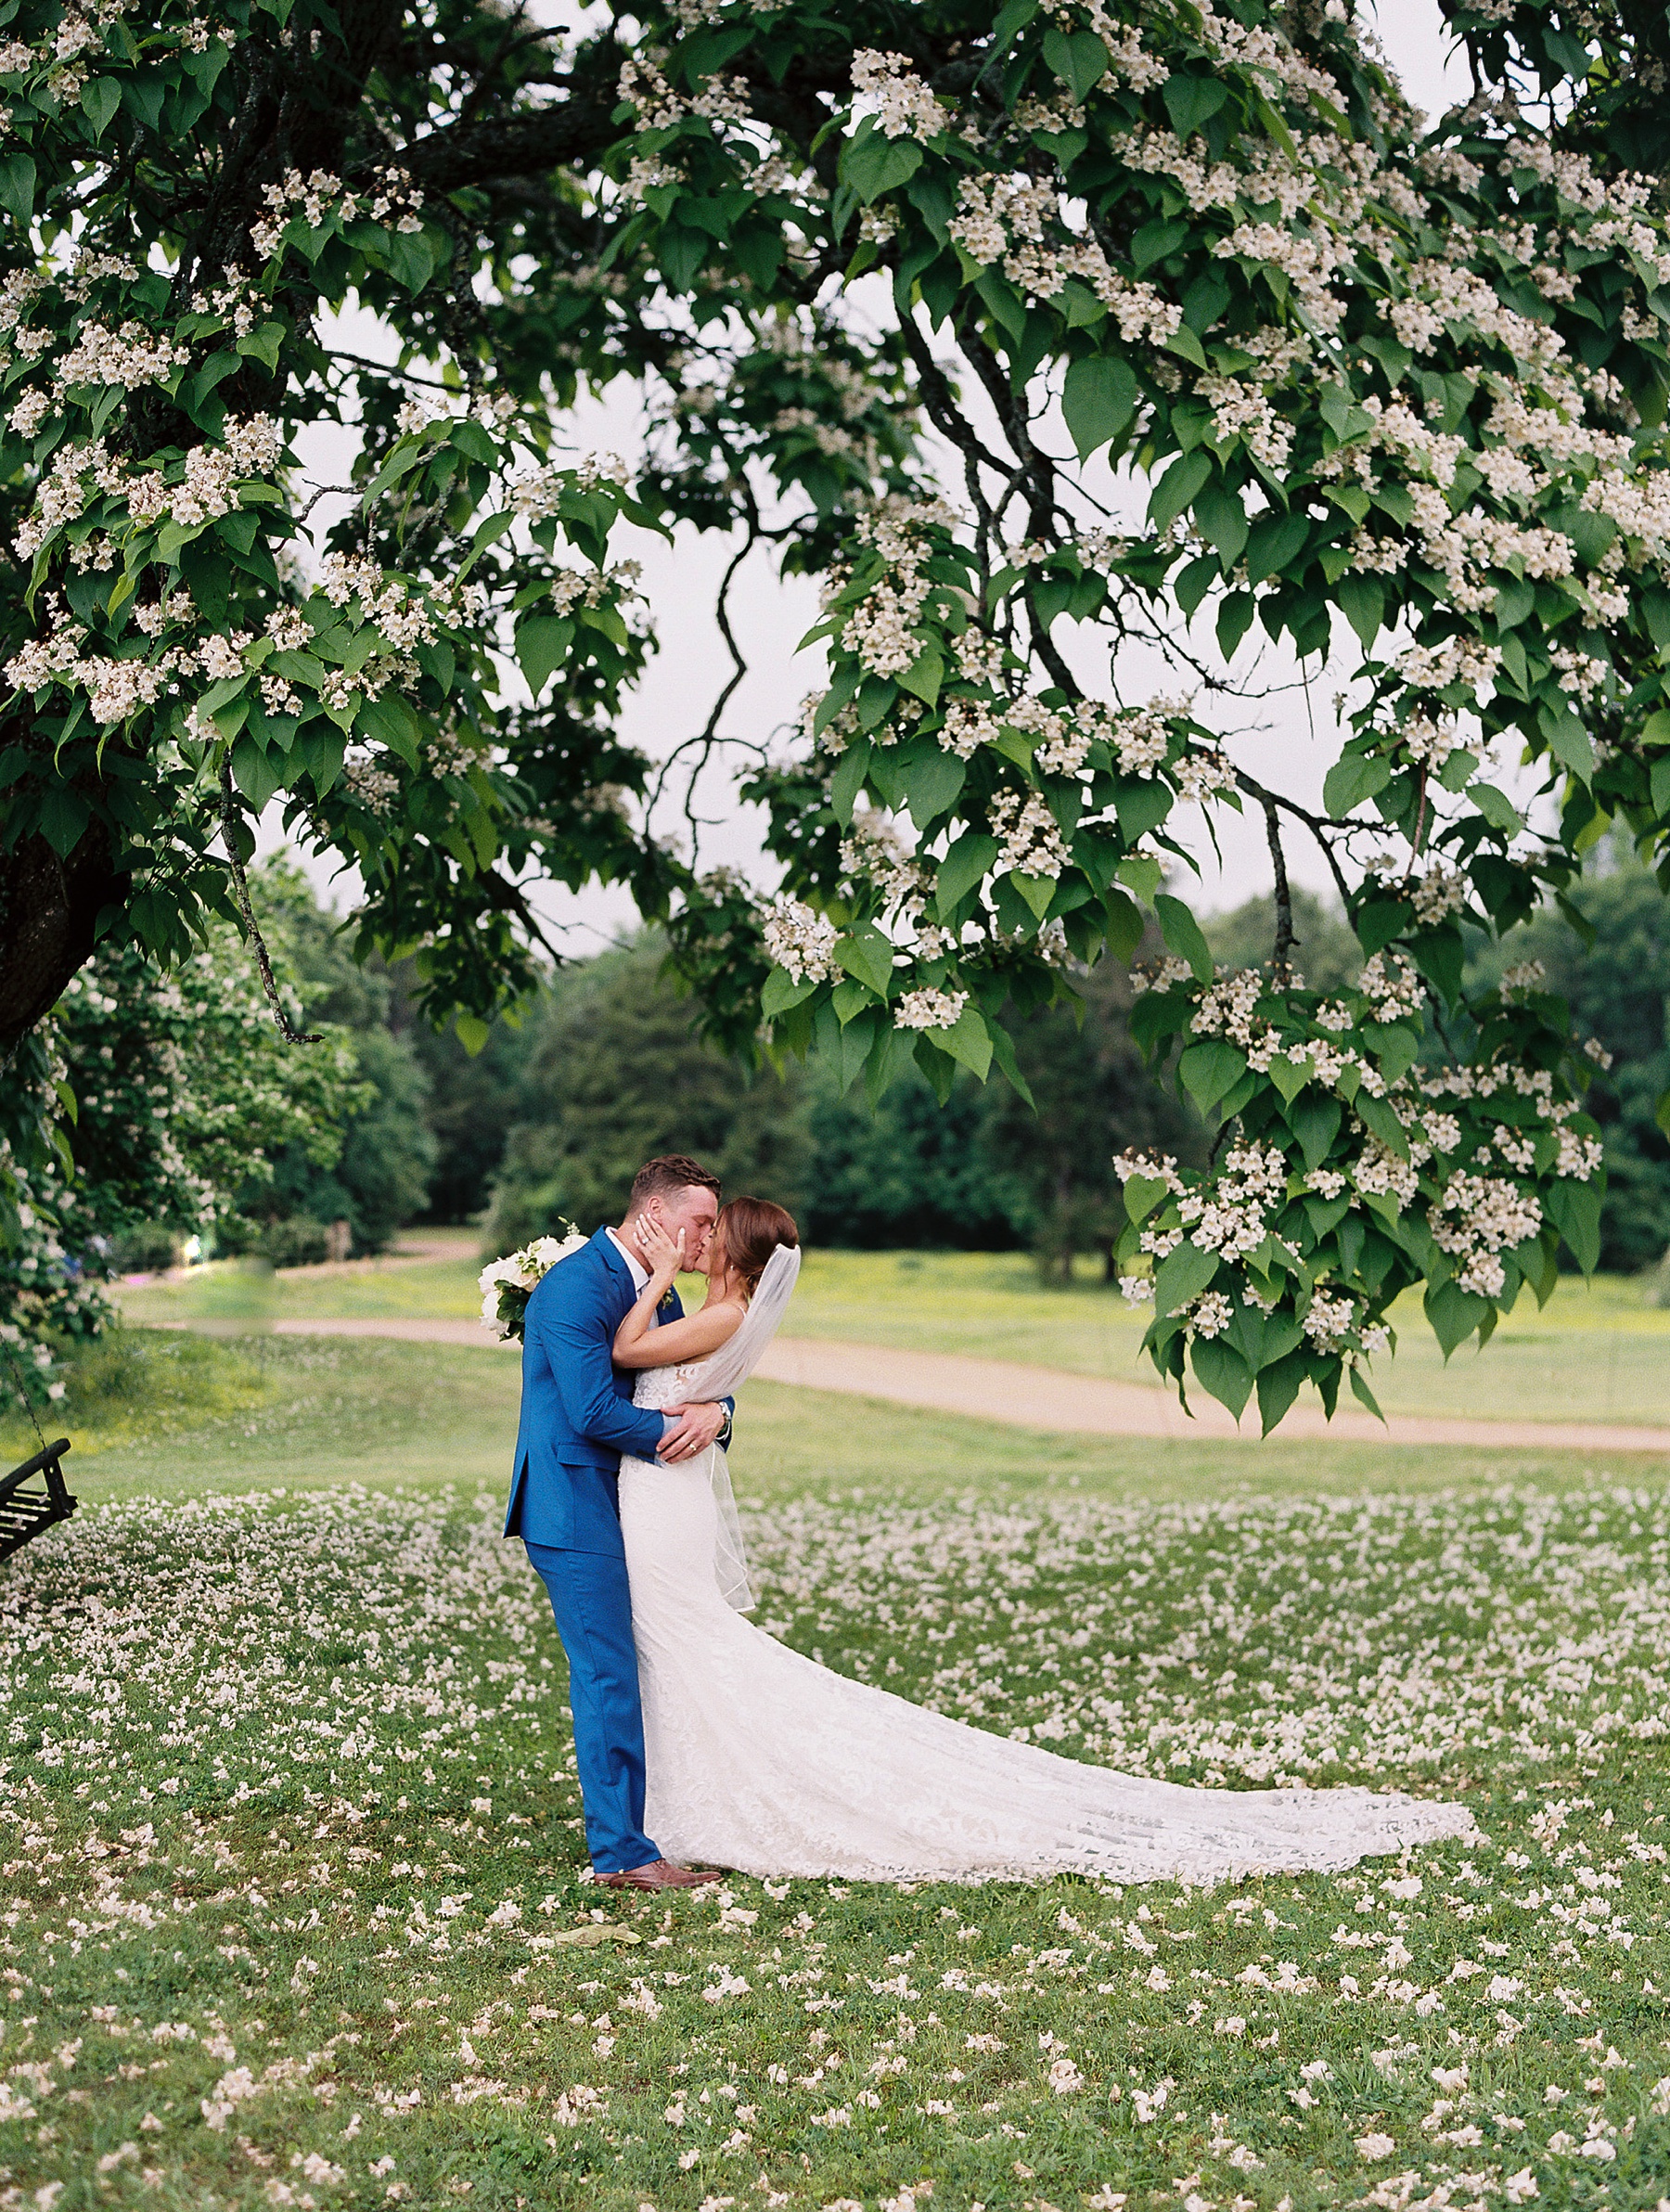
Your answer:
[617,1369,1475,1884]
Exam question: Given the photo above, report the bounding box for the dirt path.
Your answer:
[262,1318,1670,1456]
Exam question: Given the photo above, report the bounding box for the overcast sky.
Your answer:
[274,1,1473,948]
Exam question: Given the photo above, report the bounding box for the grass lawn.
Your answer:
[5,1332,1670,2209]
[120,1241,1670,1430]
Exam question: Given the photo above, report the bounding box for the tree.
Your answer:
[234,859,437,1253]
[1471,852,1670,1273]
[1,920,361,1409]
[799,1058,1016,1252]
[392,971,533,1225]
[977,957,1202,1280]
[1,0,1660,1427]
[1205,891,1362,997]
[483,935,812,1250]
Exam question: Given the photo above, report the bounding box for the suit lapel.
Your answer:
[591,1226,640,1325]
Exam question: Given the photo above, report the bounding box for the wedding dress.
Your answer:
[616,1253,1475,1884]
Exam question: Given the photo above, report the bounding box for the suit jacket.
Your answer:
[504,1227,676,1555]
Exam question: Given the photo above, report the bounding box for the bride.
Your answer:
[610,1199,1475,1884]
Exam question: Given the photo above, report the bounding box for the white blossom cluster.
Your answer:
[12,413,284,560]
[250,164,423,261]
[547,561,645,617]
[851,49,946,144]
[1430,1174,1544,1300]
[839,497,960,682]
[989,789,1069,881]
[53,318,187,392]
[762,896,840,986]
[893,986,968,1032]
[1170,1139,1290,1267]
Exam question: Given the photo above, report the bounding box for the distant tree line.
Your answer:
[62,855,1670,1278]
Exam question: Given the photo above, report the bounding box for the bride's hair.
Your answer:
[716,1197,798,1297]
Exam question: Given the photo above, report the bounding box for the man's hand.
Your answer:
[658,1401,727,1462]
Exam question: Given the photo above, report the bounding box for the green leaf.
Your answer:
[1367,1021,1420,1087]
[903,746,964,829]
[1042,25,1110,102]
[1193,480,1248,566]
[231,732,283,811]
[934,830,997,917]
[1658,1087,1670,1142]
[1163,324,1208,372]
[761,967,817,1021]
[1062,354,1139,460]
[1544,1176,1602,1274]
[0,152,34,224]
[1147,450,1213,535]
[1268,1052,1313,1104]
[1009,870,1056,921]
[1336,572,1384,649]
[936,1003,993,1081]
[896,639,943,707]
[1190,1334,1252,1421]
[454,1012,491,1057]
[1154,892,1213,982]
[1542,701,1595,781]
[80,77,122,139]
[1348,1363,1385,1423]
[383,228,435,294]
[1355,1090,1409,1160]
[830,741,871,827]
[357,692,420,769]
[833,925,894,999]
[1102,885,1144,961]
[1323,750,1392,817]
[1152,1239,1220,1318]
[1469,779,1522,834]
[841,125,925,204]
[1424,1278,1489,1358]
[1255,1348,1309,1435]
[35,783,88,857]
[1289,1092,1342,1170]
[1216,591,1255,659]
[1242,509,1308,585]
[1163,72,1229,137]
[236,321,287,373]
[1122,1174,1170,1227]
[516,614,574,699]
[1177,1038,1247,1115]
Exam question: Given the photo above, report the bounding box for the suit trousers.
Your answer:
[524,1538,658,1873]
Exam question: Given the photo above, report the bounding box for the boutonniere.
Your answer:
[658,1288,676,1313]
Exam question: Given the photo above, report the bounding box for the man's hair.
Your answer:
[627,1155,722,1213]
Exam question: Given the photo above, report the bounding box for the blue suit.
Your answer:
[507,1228,674,1872]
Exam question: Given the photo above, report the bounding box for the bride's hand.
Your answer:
[635,1217,686,1285]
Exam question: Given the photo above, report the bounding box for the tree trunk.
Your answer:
[0,828,128,1053]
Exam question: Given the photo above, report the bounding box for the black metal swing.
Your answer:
[0,1434,76,1559]
[0,1342,77,1562]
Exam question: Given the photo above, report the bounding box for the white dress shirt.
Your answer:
[606,1227,653,1299]
[608,1227,673,1436]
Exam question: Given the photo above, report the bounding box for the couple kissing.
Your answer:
[506,1154,1475,1888]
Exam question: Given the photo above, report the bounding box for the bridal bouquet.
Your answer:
[478,1226,585,1342]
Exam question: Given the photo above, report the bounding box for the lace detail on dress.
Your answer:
[632,1362,702,1413]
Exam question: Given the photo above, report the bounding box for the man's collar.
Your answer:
[603,1226,650,1293]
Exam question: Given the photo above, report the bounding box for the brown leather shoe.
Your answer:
[597,1858,723,1890]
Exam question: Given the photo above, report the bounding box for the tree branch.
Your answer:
[1264,798,1296,983]
[219,761,324,1046]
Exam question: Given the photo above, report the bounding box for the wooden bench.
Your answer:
[0,1437,75,1560]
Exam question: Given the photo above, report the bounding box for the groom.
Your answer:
[506,1155,731,1889]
